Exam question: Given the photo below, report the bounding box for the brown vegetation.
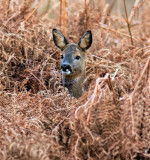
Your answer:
[0,0,150,159]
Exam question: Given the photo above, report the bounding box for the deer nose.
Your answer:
[61,64,72,72]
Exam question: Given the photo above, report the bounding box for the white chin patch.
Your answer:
[61,69,71,75]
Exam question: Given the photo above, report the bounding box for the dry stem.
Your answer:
[123,0,134,45]
[60,0,62,31]
[86,73,110,124]
[62,0,66,36]
[129,56,150,136]
[85,0,88,30]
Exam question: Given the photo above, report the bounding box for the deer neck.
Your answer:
[62,73,85,98]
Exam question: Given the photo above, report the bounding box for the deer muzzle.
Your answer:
[61,64,72,75]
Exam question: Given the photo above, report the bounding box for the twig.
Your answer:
[4,13,20,25]
[62,0,66,36]
[2,53,15,72]
[86,73,110,124]
[7,0,11,16]
[103,0,116,24]
[85,73,118,124]
[85,0,88,30]
[60,0,62,31]
[129,0,147,23]
[106,75,118,105]
[99,24,143,43]
[123,0,134,45]
[131,56,150,97]
[129,56,150,135]
[24,0,44,23]
[149,58,150,95]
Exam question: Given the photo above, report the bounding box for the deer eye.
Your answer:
[75,56,81,60]
[61,55,64,59]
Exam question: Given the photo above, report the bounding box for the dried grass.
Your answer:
[0,0,150,159]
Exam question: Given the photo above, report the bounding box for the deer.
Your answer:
[52,29,92,98]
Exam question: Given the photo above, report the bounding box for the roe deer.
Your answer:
[52,29,92,98]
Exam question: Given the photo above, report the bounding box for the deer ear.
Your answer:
[78,31,92,50]
[52,29,69,50]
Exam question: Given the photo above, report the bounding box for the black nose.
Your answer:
[61,64,72,72]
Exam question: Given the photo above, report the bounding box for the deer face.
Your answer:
[52,29,92,80]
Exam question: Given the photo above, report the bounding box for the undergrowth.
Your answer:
[0,0,150,159]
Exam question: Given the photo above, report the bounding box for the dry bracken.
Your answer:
[0,0,150,159]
